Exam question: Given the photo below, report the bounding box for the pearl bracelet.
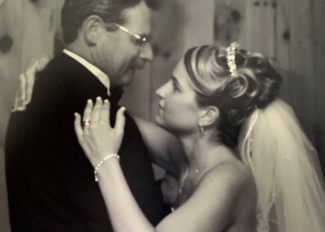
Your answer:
[94,154,120,182]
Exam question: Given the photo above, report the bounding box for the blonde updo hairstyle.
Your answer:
[184,45,282,147]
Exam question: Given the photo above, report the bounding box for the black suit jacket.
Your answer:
[5,54,169,232]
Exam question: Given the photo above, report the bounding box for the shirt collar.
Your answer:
[63,49,110,95]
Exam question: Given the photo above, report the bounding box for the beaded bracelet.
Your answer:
[94,154,120,182]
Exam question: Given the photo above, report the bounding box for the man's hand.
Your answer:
[12,55,50,111]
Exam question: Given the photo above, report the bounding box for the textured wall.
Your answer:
[0,0,323,231]
[213,0,325,174]
[0,0,63,231]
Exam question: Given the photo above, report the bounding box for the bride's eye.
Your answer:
[172,80,179,92]
[171,77,182,93]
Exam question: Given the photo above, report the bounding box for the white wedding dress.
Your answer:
[239,99,325,232]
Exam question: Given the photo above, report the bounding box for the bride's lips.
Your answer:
[158,102,164,114]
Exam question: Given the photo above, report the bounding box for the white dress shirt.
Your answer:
[63,49,111,96]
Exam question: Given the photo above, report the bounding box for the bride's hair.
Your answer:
[185,45,325,232]
[183,45,282,146]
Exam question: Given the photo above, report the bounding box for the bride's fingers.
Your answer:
[74,113,92,156]
[83,99,93,134]
[83,99,93,120]
[74,113,84,139]
[19,72,27,106]
[23,57,42,105]
[115,107,126,137]
[99,99,110,125]
[35,56,50,72]
[25,60,40,105]
[90,97,102,125]
[12,89,22,112]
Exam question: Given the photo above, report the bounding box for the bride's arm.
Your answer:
[95,159,251,232]
[95,156,157,232]
[131,114,186,176]
[75,98,255,232]
[12,55,50,111]
[74,98,156,231]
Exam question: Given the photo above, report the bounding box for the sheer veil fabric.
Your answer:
[239,99,325,232]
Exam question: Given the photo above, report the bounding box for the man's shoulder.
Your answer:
[40,53,86,79]
[33,54,95,99]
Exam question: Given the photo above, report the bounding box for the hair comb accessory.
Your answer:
[226,42,239,77]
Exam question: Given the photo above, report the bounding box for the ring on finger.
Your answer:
[83,119,91,127]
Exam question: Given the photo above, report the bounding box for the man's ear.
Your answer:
[80,15,105,45]
[198,106,220,127]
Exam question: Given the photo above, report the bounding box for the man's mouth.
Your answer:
[134,61,145,70]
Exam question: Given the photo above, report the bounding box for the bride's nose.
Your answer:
[156,83,168,98]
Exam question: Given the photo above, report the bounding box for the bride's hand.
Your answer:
[13,55,50,111]
[74,97,126,168]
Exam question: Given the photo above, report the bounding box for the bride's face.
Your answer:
[155,59,201,135]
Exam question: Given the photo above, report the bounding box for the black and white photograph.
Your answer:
[0,0,324,231]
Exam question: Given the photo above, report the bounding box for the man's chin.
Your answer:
[120,72,135,86]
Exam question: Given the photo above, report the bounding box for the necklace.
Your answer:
[178,164,201,196]
[178,152,206,196]
[178,167,189,195]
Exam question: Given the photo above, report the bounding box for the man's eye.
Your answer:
[132,39,142,46]
[131,38,145,47]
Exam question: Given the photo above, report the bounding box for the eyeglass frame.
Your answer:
[111,22,150,48]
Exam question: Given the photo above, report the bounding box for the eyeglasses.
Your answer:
[112,22,150,48]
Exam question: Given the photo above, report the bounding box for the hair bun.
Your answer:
[256,75,282,108]
[226,75,249,99]
[244,54,282,109]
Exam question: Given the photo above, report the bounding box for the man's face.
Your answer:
[95,1,153,88]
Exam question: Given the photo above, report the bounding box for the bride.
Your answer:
[74,43,325,232]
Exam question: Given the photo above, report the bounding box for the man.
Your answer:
[5,0,171,231]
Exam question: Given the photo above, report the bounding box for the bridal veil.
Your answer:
[239,99,325,232]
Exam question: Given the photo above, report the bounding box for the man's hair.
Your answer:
[61,0,159,44]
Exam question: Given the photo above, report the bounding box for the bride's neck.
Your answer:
[178,132,222,171]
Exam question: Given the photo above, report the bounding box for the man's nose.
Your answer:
[139,43,153,61]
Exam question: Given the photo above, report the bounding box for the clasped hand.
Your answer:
[13,55,50,111]
[74,97,126,168]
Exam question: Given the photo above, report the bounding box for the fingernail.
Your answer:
[104,99,109,103]
[74,112,78,117]
[87,99,92,103]
[96,96,101,101]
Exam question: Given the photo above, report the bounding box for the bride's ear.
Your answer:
[198,106,220,127]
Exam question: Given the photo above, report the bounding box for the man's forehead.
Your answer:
[122,1,153,35]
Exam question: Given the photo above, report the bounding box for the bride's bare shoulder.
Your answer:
[184,158,256,230]
[199,159,256,197]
